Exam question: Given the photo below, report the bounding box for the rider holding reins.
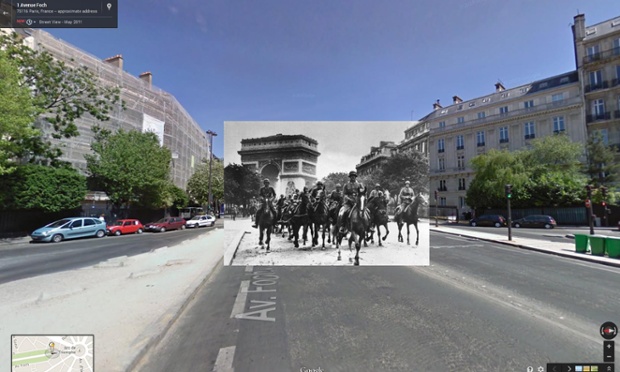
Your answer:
[393,180,415,222]
[252,178,277,228]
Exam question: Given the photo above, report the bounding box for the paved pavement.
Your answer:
[431,223,620,268]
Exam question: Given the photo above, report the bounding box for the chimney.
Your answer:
[572,14,586,41]
[495,82,505,92]
[433,99,442,110]
[139,71,152,87]
[103,54,123,70]
[453,95,463,104]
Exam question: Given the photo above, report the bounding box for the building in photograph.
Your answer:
[427,72,585,213]
[5,28,209,189]
[398,121,429,156]
[572,14,620,150]
[237,134,320,196]
[356,141,398,177]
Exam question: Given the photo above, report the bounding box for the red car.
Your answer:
[144,217,186,232]
[107,219,144,236]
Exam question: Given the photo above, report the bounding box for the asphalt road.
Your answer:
[136,232,620,371]
[446,224,620,243]
[0,221,223,285]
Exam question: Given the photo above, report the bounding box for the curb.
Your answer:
[124,230,223,372]
[431,228,620,269]
[225,230,249,265]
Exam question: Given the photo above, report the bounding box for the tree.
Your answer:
[0,49,40,175]
[187,159,224,206]
[224,164,260,207]
[85,128,171,211]
[585,131,619,187]
[0,164,87,212]
[377,151,429,197]
[0,32,123,165]
[321,172,350,191]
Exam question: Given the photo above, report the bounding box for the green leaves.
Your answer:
[224,164,261,207]
[85,129,172,208]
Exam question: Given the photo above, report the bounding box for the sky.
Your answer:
[225,121,412,179]
[42,0,620,159]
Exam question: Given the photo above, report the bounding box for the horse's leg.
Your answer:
[397,222,403,243]
[266,226,271,252]
[354,236,360,266]
[406,223,410,245]
[377,225,382,247]
[414,221,419,246]
[259,227,264,249]
[383,223,389,241]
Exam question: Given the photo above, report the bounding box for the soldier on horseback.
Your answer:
[252,178,277,228]
[393,180,415,222]
[309,181,325,200]
[328,183,343,208]
[368,183,385,203]
[337,171,374,234]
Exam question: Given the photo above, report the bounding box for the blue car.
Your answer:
[31,217,107,243]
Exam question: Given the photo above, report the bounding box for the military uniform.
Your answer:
[337,172,366,233]
[252,182,277,228]
[394,183,415,221]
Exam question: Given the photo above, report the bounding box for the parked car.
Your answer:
[469,214,507,227]
[31,217,107,243]
[107,219,144,236]
[144,217,186,232]
[185,215,216,228]
[512,215,557,229]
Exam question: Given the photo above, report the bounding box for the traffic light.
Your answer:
[505,184,512,199]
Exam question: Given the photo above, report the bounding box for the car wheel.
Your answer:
[494,222,501,227]
[160,227,166,232]
[514,223,521,228]
[114,230,122,236]
[96,230,106,238]
[544,224,552,229]
[471,222,477,227]
[137,228,143,234]
[52,234,63,243]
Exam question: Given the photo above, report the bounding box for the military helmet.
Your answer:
[317,181,324,186]
[349,171,357,177]
[263,178,270,183]
[375,183,381,188]
[335,183,342,188]
[405,180,410,185]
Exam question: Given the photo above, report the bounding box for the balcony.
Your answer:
[438,148,444,153]
[477,142,485,147]
[499,138,509,143]
[430,96,582,134]
[525,134,536,140]
[430,167,470,175]
[615,110,620,119]
[583,47,620,65]
[612,78,620,87]
[584,81,610,93]
[586,112,612,123]
[456,145,464,150]
[553,129,566,134]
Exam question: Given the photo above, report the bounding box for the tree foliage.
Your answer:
[187,159,224,206]
[0,49,40,175]
[376,151,429,197]
[0,164,87,212]
[321,172,350,191]
[85,128,171,208]
[466,135,588,209]
[0,32,123,165]
[585,131,619,187]
[224,164,260,207]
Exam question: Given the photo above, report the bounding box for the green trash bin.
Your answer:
[605,236,620,259]
[574,234,589,253]
[589,235,606,256]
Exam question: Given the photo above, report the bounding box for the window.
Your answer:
[587,45,600,61]
[84,219,96,226]
[438,158,445,172]
[499,127,509,143]
[499,106,508,116]
[560,76,570,84]
[592,99,605,117]
[598,129,609,146]
[440,197,447,206]
[589,70,603,90]
[525,122,535,139]
[553,116,565,133]
[552,93,564,102]
[459,197,465,209]
[476,131,485,146]
[457,117,465,124]
[439,180,447,191]
[539,82,548,88]
[524,100,534,109]
[458,178,466,190]
[477,112,485,119]
[456,135,464,150]
[437,139,445,153]
[457,155,465,169]
[439,121,446,128]
[617,65,620,81]
[469,102,475,107]
[457,104,463,110]
[70,220,83,228]
[614,38,620,55]
[482,97,490,103]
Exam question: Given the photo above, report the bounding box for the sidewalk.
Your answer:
[0,228,225,371]
[430,224,620,269]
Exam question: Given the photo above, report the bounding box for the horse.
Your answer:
[310,190,330,249]
[289,193,310,248]
[257,198,275,251]
[342,194,371,266]
[367,195,389,246]
[395,194,426,246]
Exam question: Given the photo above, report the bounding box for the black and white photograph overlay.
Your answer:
[223,121,430,266]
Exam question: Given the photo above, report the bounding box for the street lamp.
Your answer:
[207,130,217,215]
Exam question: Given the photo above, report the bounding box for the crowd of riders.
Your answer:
[250,170,420,234]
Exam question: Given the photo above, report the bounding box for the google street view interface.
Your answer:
[1,1,620,371]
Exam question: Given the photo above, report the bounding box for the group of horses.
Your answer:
[255,190,426,266]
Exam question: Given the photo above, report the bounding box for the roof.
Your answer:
[418,71,578,122]
[241,134,318,145]
[584,16,620,41]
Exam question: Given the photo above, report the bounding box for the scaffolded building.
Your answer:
[8,28,209,189]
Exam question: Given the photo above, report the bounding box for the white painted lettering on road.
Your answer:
[213,345,235,372]
[230,280,250,318]
[249,300,276,309]
[235,307,276,322]
[252,279,277,286]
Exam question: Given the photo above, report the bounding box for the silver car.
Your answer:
[31,217,107,243]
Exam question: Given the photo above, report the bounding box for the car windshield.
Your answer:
[113,221,125,226]
[190,216,203,220]
[46,219,71,228]
[156,218,170,223]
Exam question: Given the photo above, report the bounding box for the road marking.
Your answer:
[441,235,473,242]
[432,245,484,249]
[230,280,250,318]
[212,345,235,372]
[244,266,253,272]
